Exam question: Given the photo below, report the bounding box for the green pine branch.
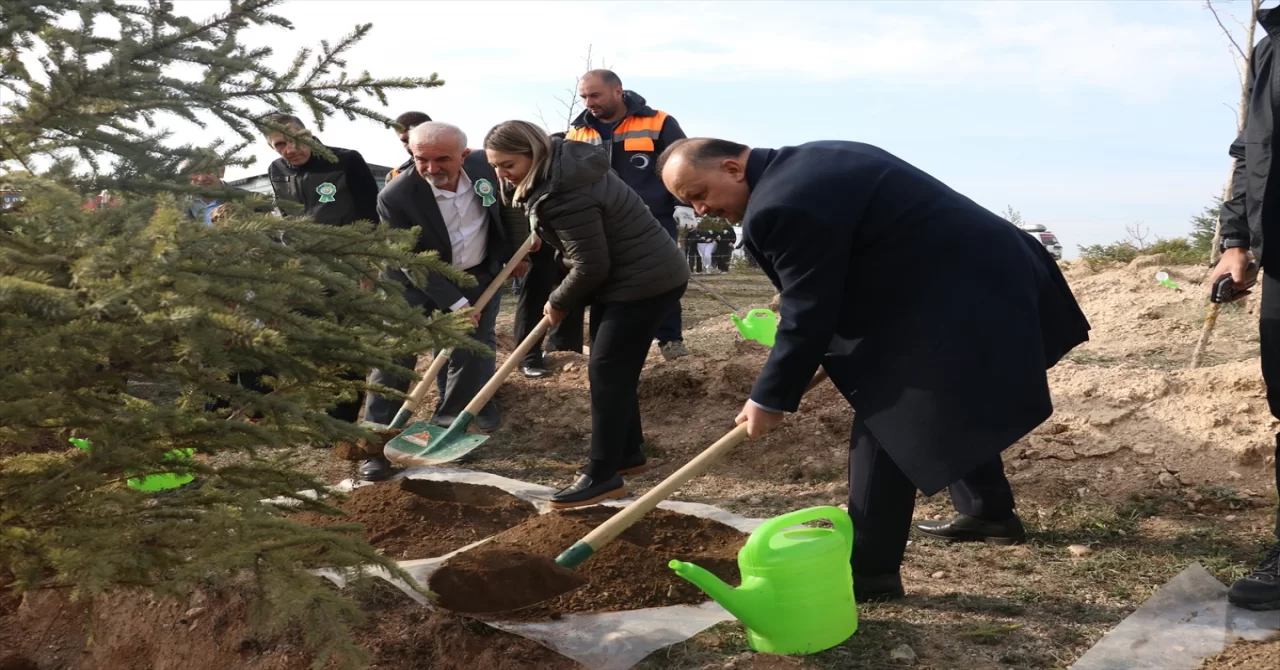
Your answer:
[0,3,469,667]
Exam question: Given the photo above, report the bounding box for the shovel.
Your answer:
[429,369,830,615]
[381,233,539,432]
[384,315,553,466]
[688,275,778,347]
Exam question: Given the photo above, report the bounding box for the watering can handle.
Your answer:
[745,505,855,567]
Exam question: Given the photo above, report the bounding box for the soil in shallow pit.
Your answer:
[438,507,746,621]
[1200,635,1280,670]
[289,479,536,560]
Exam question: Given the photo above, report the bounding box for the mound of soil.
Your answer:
[435,507,746,621]
[0,580,582,670]
[1199,635,1280,670]
[289,479,536,560]
[429,548,588,615]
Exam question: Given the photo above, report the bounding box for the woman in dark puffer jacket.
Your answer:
[484,120,690,509]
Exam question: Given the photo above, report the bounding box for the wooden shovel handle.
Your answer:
[578,369,830,552]
[394,233,539,423]
[461,315,553,417]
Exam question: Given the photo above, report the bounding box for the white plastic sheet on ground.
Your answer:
[1070,562,1280,670]
[314,466,761,670]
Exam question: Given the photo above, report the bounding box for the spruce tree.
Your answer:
[0,1,476,667]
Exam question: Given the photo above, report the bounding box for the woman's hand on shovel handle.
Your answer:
[736,400,784,439]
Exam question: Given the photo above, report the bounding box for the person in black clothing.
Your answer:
[684,228,704,274]
[385,110,432,183]
[714,224,736,272]
[486,121,689,508]
[513,131,585,378]
[262,112,380,426]
[660,138,1090,602]
[566,70,695,361]
[1207,4,1280,612]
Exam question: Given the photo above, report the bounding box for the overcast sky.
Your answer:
[176,0,1258,258]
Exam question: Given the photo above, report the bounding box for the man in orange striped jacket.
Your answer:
[566,69,695,360]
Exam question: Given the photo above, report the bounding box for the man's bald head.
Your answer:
[658,138,753,223]
[409,122,471,190]
[578,69,626,122]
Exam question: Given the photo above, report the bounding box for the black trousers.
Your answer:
[1256,271,1280,538]
[515,244,585,363]
[207,368,363,423]
[364,266,502,425]
[583,283,687,480]
[847,418,1016,575]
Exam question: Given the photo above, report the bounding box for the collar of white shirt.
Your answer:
[428,170,473,200]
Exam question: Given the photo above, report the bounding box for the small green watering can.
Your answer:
[730,309,778,347]
[70,438,196,492]
[670,505,856,655]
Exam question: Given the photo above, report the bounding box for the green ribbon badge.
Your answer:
[316,182,337,203]
[474,178,496,207]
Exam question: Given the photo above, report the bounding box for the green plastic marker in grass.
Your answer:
[1155,271,1179,290]
[70,437,195,492]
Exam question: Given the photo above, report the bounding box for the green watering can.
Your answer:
[687,277,779,347]
[70,438,195,492]
[670,505,856,655]
[730,309,778,347]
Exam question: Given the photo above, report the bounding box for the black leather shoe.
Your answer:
[915,514,1026,545]
[854,572,905,603]
[576,453,661,477]
[521,363,551,379]
[359,456,394,482]
[476,403,503,432]
[428,414,455,429]
[1228,542,1280,611]
[549,474,627,510]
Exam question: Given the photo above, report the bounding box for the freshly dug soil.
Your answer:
[1200,635,1280,670]
[331,428,399,462]
[429,548,588,614]
[0,580,582,670]
[439,506,746,620]
[289,479,536,560]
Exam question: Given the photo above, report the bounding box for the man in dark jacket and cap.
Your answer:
[1207,3,1280,612]
[567,70,695,361]
[658,138,1091,602]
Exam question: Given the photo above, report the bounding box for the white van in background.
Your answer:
[1018,223,1063,260]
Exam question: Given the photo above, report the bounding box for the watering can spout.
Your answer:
[669,560,772,632]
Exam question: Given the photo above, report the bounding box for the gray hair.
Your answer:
[409,122,467,150]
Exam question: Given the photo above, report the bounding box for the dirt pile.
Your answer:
[1199,635,1280,670]
[0,580,581,670]
[289,479,536,560]
[433,507,746,621]
[429,548,588,614]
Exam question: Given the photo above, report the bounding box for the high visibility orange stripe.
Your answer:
[566,127,600,144]
[617,111,668,133]
[569,111,667,139]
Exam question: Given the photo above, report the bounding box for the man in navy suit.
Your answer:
[361,122,529,481]
[658,138,1090,602]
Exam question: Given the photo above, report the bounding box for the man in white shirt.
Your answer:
[362,122,529,480]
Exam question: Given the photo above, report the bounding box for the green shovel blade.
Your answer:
[383,412,489,466]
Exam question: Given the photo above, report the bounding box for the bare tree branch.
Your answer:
[1206,0,1248,62]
